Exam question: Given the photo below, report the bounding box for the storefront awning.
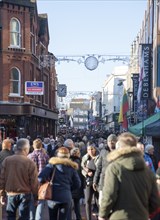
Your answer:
[128,112,160,136]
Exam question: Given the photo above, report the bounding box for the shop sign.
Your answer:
[25,81,44,95]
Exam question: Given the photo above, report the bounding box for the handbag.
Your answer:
[38,167,56,200]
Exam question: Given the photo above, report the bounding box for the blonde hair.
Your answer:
[2,139,11,150]
[117,132,137,148]
[33,139,42,149]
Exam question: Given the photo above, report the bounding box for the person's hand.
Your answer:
[93,183,97,191]
[34,200,38,207]
[98,217,107,220]
[0,196,6,206]
[87,171,93,177]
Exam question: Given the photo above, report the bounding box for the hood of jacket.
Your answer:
[107,147,145,171]
[49,157,78,170]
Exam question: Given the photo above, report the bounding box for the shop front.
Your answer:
[0,104,58,140]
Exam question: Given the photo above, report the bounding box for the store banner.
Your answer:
[132,73,139,114]
[141,44,152,99]
[136,44,152,122]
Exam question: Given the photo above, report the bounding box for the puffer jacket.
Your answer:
[99,147,160,220]
[38,157,81,203]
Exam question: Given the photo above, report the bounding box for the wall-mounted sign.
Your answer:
[25,81,44,95]
[58,84,67,97]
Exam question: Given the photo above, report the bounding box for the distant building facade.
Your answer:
[69,98,89,129]
[102,66,128,132]
[0,0,58,139]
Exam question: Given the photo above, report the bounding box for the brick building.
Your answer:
[0,0,58,139]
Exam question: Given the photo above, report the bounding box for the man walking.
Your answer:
[0,138,38,220]
[0,139,13,168]
[93,134,117,205]
[98,132,160,220]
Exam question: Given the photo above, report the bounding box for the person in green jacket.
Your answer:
[98,132,160,220]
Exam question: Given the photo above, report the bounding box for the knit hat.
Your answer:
[145,144,154,153]
[57,147,70,158]
[107,134,117,142]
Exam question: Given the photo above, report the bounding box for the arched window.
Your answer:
[10,18,21,47]
[10,68,21,96]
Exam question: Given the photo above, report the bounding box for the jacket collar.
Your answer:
[49,157,78,169]
[107,147,142,162]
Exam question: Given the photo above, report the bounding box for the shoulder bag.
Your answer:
[38,166,56,200]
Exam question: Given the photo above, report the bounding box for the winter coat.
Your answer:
[38,157,81,203]
[93,146,110,190]
[0,149,13,169]
[99,147,160,220]
[70,155,84,199]
[81,153,99,186]
[0,154,38,198]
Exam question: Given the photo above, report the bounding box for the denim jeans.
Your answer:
[35,200,49,220]
[29,194,36,220]
[47,200,71,220]
[6,193,31,220]
[72,198,82,220]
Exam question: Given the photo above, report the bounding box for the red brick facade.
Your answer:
[0,0,58,139]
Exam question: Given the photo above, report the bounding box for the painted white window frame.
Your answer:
[9,67,21,96]
[10,17,21,48]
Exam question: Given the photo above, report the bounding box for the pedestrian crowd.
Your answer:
[0,128,160,220]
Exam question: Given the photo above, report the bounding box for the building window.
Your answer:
[10,68,20,96]
[10,18,21,47]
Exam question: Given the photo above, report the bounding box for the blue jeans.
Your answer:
[6,193,31,220]
[29,194,36,220]
[35,200,49,220]
[47,200,71,220]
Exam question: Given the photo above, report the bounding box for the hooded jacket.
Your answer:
[99,147,160,220]
[38,157,81,203]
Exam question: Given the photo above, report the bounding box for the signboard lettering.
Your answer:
[25,81,44,95]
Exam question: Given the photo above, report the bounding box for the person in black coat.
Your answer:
[70,147,84,220]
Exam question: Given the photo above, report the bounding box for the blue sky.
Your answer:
[37,0,147,92]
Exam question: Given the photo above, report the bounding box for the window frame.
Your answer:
[10,17,21,48]
[9,67,21,96]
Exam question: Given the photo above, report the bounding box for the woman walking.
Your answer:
[38,147,81,220]
[81,143,99,220]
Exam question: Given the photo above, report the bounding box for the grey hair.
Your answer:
[14,138,30,152]
[63,139,74,148]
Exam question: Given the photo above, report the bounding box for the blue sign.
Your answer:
[25,81,44,95]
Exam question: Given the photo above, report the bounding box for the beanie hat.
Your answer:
[57,147,70,158]
[107,134,117,142]
[145,144,154,153]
